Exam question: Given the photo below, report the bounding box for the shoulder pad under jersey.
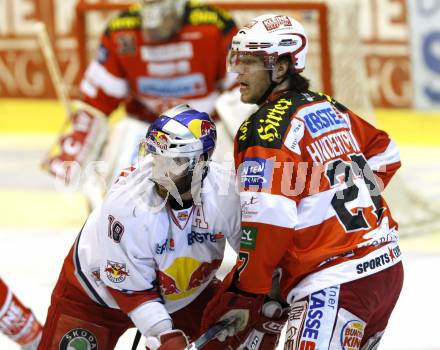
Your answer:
[104,5,141,35]
[184,1,236,34]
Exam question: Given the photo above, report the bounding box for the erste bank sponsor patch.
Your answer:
[240,157,274,189]
[297,101,349,138]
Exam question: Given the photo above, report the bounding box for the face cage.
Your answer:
[226,50,279,74]
[150,154,210,203]
[139,0,179,30]
[138,138,209,182]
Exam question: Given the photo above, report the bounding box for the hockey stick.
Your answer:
[131,330,141,350]
[34,21,75,171]
[34,21,72,117]
[129,317,237,350]
[185,317,237,350]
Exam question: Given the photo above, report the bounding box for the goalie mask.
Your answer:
[138,0,186,41]
[139,104,216,203]
[227,14,308,75]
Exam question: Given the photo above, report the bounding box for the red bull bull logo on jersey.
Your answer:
[157,257,221,300]
[104,260,129,283]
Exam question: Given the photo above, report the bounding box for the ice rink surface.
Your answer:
[1,106,440,349]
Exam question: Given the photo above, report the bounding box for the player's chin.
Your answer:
[240,92,258,105]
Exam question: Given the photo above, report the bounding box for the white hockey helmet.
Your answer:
[138,0,186,31]
[139,104,216,199]
[227,14,308,74]
[142,104,216,160]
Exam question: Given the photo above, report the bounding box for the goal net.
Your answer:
[75,0,440,236]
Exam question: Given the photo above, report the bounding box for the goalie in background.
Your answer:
[36,105,244,350]
[201,14,404,350]
[0,278,42,350]
[42,0,253,209]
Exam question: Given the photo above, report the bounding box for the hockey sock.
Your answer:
[0,278,42,347]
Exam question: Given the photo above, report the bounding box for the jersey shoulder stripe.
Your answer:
[236,90,326,152]
[185,1,236,34]
[104,5,141,35]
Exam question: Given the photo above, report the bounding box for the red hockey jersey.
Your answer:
[234,90,402,302]
[80,2,237,121]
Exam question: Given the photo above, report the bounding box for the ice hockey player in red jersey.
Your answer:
[37,105,242,350]
[43,0,239,208]
[0,278,42,350]
[201,14,404,350]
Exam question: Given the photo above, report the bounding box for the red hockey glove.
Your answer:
[200,267,265,340]
[145,329,189,350]
[229,300,289,350]
[42,107,107,185]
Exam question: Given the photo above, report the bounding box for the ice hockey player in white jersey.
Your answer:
[36,105,241,350]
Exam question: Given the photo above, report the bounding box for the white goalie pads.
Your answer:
[42,100,108,186]
[81,116,150,210]
[100,116,150,185]
[72,100,109,162]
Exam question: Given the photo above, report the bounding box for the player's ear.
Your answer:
[273,58,290,83]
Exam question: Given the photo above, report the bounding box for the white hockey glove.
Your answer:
[145,329,189,350]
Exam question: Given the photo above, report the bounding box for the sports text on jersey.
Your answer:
[356,246,401,274]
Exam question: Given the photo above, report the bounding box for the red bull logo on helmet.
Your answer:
[188,119,214,138]
[104,260,129,283]
[157,257,221,300]
[148,131,169,151]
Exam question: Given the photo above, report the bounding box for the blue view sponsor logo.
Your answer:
[303,107,349,138]
[137,74,207,97]
[241,157,274,189]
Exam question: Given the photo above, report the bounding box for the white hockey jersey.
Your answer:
[68,159,241,314]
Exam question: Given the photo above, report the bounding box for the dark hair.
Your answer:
[285,73,310,93]
[278,55,310,93]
